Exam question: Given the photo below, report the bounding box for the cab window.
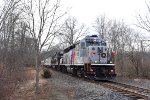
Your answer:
[101,41,106,46]
[81,42,85,49]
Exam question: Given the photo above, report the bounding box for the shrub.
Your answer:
[42,69,52,78]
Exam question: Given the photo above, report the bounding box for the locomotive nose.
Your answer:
[90,47,97,56]
[89,46,107,64]
[88,46,98,62]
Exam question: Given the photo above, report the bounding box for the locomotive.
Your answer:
[49,35,116,80]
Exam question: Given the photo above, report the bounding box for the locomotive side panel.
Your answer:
[63,43,85,65]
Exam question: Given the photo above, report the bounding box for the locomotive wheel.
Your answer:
[62,66,67,73]
[77,70,82,77]
[81,70,86,78]
[57,65,61,71]
[64,67,67,73]
[72,68,77,77]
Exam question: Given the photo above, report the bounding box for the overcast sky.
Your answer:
[0,0,147,26]
[0,0,149,35]
[62,0,147,28]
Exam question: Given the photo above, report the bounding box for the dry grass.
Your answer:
[0,64,36,100]
[9,68,56,100]
[12,79,53,100]
[0,65,56,100]
[10,68,74,100]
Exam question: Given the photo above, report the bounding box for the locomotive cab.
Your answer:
[83,35,116,80]
[84,35,108,64]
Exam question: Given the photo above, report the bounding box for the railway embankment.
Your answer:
[11,68,150,100]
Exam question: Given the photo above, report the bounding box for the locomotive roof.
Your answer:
[63,35,103,53]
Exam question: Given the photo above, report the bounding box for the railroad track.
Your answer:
[99,81,150,100]
[79,77,150,100]
[48,68,150,100]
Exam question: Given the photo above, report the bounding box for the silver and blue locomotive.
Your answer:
[51,35,116,80]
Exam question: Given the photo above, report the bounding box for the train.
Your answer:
[45,35,116,80]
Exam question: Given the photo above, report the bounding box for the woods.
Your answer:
[0,0,150,99]
[0,0,66,97]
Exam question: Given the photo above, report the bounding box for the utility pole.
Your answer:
[140,40,144,75]
[140,39,150,76]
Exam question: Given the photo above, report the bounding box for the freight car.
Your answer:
[50,35,116,80]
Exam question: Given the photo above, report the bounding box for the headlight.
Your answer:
[101,53,106,58]
[110,69,114,72]
[95,61,97,63]
[90,69,93,71]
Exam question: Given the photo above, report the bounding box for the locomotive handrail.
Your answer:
[91,64,115,66]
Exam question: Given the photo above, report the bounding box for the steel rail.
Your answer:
[109,81,150,93]
[100,82,149,100]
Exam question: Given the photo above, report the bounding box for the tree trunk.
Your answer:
[35,44,40,94]
[35,52,40,94]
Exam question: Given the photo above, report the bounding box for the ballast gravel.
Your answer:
[48,69,131,100]
[114,77,150,89]
[114,77,150,97]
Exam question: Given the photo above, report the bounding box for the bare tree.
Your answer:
[0,0,37,98]
[93,15,109,38]
[22,0,66,93]
[135,1,150,77]
[0,0,21,63]
[136,1,150,32]
[59,16,89,46]
[127,32,141,76]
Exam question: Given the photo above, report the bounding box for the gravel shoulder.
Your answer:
[12,68,150,100]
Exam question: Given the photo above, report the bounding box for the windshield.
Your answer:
[86,39,100,46]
